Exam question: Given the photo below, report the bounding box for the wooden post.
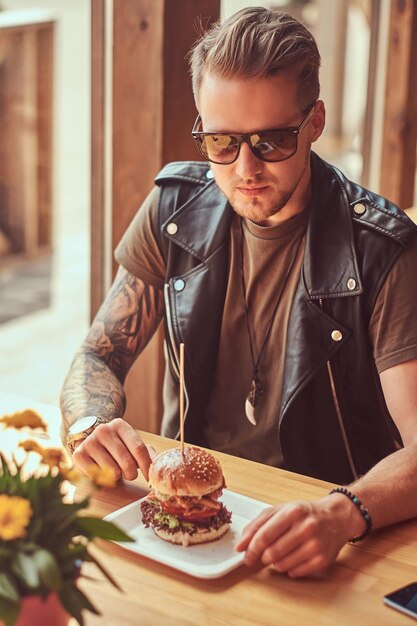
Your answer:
[0,18,54,256]
[360,0,381,189]
[91,0,106,317]
[315,0,348,139]
[91,0,220,432]
[379,0,417,208]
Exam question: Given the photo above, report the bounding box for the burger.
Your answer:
[140,446,232,546]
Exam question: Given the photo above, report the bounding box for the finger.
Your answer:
[81,425,137,479]
[113,420,153,480]
[243,504,305,566]
[73,446,122,480]
[272,537,319,573]
[235,507,276,552]
[286,552,329,579]
[260,526,305,567]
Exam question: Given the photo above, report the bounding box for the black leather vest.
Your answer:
[154,152,417,484]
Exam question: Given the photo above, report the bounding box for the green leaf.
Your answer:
[27,517,43,541]
[75,517,134,542]
[11,552,40,590]
[11,548,62,592]
[0,454,12,481]
[44,501,88,527]
[0,572,19,603]
[86,548,121,591]
[58,583,100,626]
[0,546,13,562]
[33,548,62,590]
[20,542,40,553]
[0,596,20,626]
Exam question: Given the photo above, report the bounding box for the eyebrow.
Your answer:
[202,122,298,134]
[200,117,303,135]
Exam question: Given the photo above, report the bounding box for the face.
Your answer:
[197,73,325,225]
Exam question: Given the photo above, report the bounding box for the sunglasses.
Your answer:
[191,102,316,165]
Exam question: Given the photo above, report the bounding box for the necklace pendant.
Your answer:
[245,398,257,425]
[245,378,263,426]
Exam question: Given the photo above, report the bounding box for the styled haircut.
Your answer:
[189,6,321,111]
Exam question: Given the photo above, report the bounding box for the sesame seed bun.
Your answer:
[148,446,224,497]
[153,522,230,546]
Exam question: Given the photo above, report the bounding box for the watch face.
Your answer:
[68,415,98,436]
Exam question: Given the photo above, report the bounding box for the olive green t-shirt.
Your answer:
[115,186,417,466]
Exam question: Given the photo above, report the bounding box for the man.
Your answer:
[61,7,417,578]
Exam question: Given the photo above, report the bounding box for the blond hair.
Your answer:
[189,6,320,110]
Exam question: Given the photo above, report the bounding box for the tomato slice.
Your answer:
[179,509,219,520]
[160,504,187,516]
[160,501,220,520]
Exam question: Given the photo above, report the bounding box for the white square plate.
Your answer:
[104,489,270,579]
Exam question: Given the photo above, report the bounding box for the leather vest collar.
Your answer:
[304,156,363,299]
[161,179,232,263]
[162,153,363,300]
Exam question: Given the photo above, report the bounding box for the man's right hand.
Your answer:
[72,418,155,481]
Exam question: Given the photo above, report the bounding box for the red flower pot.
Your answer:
[13,592,70,626]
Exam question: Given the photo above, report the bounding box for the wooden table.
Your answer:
[1,393,417,625]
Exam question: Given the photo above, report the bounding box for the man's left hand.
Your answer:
[235,497,360,578]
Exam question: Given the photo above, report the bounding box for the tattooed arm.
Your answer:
[60,266,164,479]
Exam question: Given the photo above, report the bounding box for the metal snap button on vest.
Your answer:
[331,330,343,342]
[347,278,357,291]
[353,203,366,215]
[166,222,178,235]
[206,169,214,179]
[174,279,185,292]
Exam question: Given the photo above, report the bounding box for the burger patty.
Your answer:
[141,499,232,535]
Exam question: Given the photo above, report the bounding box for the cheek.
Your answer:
[211,166,234,190]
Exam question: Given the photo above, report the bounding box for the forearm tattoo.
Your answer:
[60,267,164,431]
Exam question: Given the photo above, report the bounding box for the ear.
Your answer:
[310,100,326,143]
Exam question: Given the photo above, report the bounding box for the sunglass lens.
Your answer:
[251,130,296,161]
[200,134,239,164]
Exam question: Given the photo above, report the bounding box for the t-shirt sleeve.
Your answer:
[369,236,417,373]
[114,186,166,289]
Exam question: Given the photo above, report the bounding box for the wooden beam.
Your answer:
[36,24,54,248]
[111,0,220,265]
[91,0,220,433]
[90,0,106,319]
[361,0,380,188]
[380,0,417,208]
[0,19,53,256]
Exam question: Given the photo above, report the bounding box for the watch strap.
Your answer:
[66,416,107,453]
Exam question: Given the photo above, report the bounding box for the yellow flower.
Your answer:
[19,439,44,455]
[60,467,84,484]
[19,440,65,468]
[0,494,33,541]
[86,465,118,488]
[0,409,47,431]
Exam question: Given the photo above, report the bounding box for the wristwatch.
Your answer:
[66,415,104,453]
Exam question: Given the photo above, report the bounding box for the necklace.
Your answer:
[240,219,303,425]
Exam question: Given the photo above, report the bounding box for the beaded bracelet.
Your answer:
[329,487,373,543]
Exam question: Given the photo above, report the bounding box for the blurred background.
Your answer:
[0,1,416,429]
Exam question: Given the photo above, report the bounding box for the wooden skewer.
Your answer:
[179,343,185,454]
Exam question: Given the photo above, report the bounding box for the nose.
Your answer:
[234,142,263,179]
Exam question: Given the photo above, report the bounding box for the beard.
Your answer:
[227,184,293,223]
[224,152,310,225]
